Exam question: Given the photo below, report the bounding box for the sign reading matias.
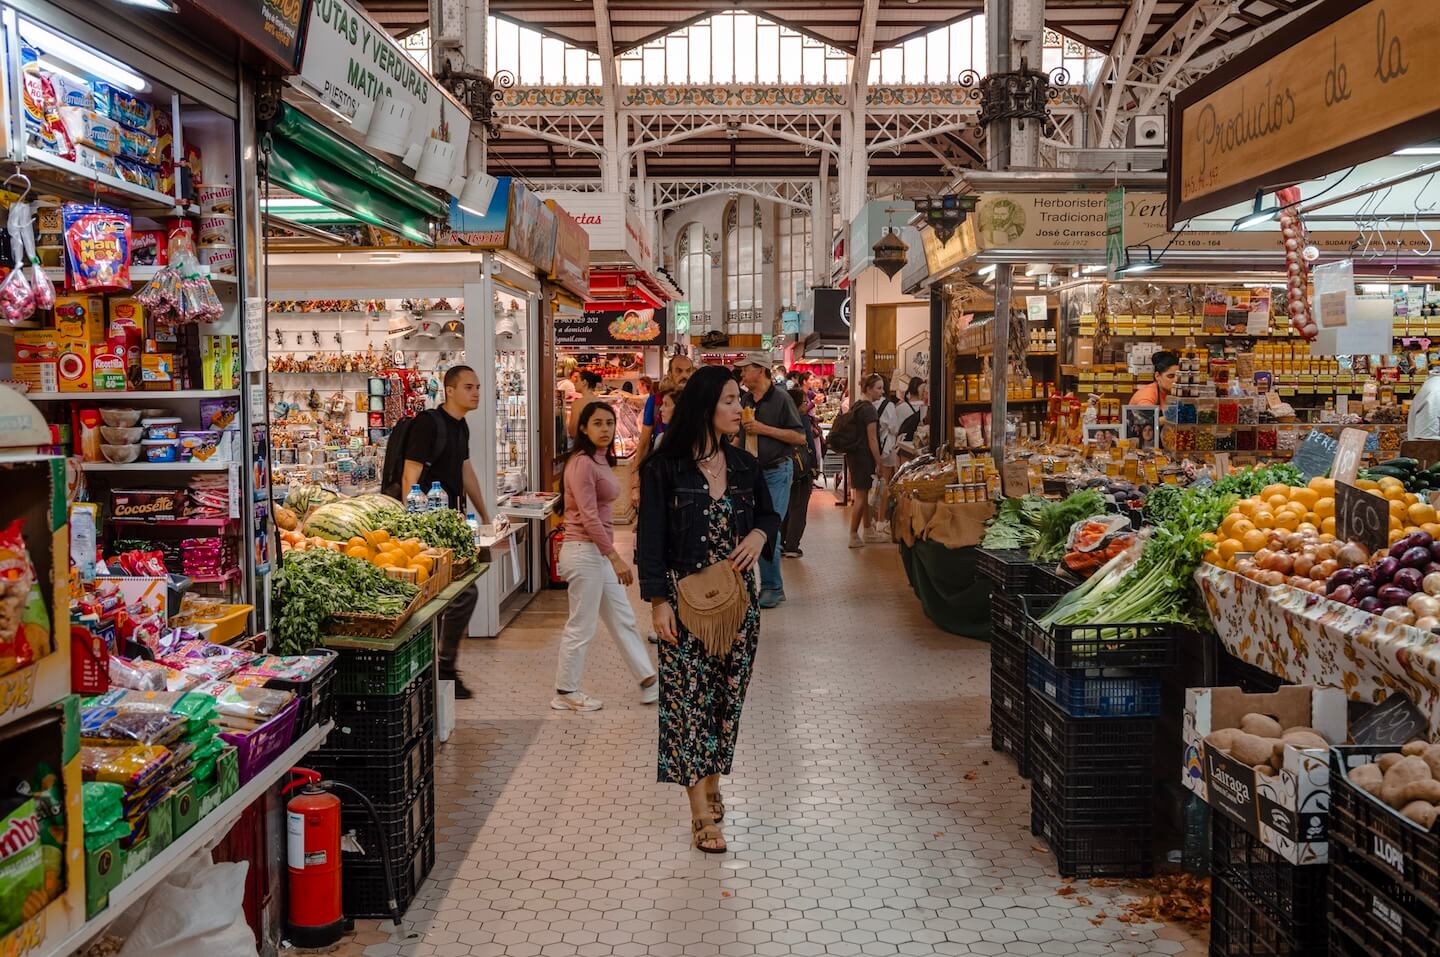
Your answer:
[1169,0,1440,224]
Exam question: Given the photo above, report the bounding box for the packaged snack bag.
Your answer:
[0,795,44,936]
[62,204,131,292]
[0,520,51,676]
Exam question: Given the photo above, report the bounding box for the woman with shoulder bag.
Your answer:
[553,401,659,712]
[637,366,781,854]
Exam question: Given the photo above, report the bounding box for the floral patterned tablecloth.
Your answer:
[1195,564,1440,731]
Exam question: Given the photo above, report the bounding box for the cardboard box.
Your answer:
[170,779,198,836]
[91,344,126,391]
[57,339,93,392]
[195,746,239,818]
[1182,685,1347,865]
[107,297,144,339]
[120,791,175,880]
[108,488,185,522]
[13,329,60,361]
[11,361,58,392]
[141,352,173,389]
[84,838,122,918]
[54,294,105,343]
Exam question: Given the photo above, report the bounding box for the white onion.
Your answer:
[1408,593,1440,618]
[1422,571,1440,596]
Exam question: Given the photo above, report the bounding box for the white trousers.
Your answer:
[555,540,656,692]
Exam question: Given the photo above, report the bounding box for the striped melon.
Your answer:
[303,501,376,541]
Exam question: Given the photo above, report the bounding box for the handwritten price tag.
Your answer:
[1336,480,1388,554]
[1331,427,1369,486]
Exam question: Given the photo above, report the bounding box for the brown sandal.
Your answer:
[707,792,725,823]
[692,818,727,854]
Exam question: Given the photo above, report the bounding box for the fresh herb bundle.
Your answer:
[273,549,419,654]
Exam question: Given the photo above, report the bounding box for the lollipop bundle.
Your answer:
[137,221,222,325]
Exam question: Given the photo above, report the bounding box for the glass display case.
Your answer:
[495,295,529,496]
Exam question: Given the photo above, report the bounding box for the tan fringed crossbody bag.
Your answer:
[675,561,749,657]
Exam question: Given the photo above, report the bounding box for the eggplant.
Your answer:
[1394,567,1425,594]
[1327,568,1358,592]
[1379,585,1413,607]
[1401,546,1433,569]
[1360,596,1385,614]
[1375,557,1401,583]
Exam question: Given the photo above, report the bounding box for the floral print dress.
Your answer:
[657,496,761,786]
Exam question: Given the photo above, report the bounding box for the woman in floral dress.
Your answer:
[637,365,781,853]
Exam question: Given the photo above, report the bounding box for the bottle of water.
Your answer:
[467,511,482,544]
[405,484,426,514]
[427,481,447,512]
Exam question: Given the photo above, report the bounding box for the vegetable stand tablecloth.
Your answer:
[1195,563,1440,731]
[899,541,993,640]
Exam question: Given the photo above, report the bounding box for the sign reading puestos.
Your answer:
[1168,0,1440,224]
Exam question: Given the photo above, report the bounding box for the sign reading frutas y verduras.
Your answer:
[190,0,311,71]
[1168,0,1440,224]
[298,0,471,152]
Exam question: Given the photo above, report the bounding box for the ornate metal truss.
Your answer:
[627,106,843,158]
[496,111,606,156]
[649,178,816,212]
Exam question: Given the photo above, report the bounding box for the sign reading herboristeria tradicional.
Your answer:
[1168,0,1440,225]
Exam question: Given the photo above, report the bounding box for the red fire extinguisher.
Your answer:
[282,768,405,943]
[282,768,347,947]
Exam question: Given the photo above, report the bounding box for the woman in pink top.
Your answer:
[553,401,659,712]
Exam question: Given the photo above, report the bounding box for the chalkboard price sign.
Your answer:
[1336,480,1388,554]
[1291,430,1339,482]
[1351,693,1430,747]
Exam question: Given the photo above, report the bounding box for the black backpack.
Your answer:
[381,409,447,499]
[826,406,865,453]
[897,401,924,442]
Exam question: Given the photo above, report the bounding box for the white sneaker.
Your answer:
[849,534,865,548]
[550,691,603,712]
[866,529,891,544]
[640,680,659,705]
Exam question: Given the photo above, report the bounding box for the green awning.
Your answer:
[272,103,450,221]
[267,134,434,246]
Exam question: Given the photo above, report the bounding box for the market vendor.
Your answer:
[1128,351,1179,408]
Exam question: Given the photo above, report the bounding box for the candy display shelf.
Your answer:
[79,461,231,472]
[23,148,199,217]
[40,722,334,957]
[22,389,242,401]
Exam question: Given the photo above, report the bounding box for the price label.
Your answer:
[1331,427,1369,485]
[1002,461,1030,498]
[1336,480,1388,554]
[1214,452,1231,477]
[1351,694,1430,747]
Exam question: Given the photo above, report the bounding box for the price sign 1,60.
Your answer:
[1335,480,1389,554]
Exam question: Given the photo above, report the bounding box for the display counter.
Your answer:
[1195,564,1440,732]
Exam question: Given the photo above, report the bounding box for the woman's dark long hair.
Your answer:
[657,364,732,462]
[568,400,618,468]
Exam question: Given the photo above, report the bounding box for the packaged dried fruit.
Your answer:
[0,519,50,677]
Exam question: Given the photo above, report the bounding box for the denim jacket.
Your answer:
[636,443,782,602]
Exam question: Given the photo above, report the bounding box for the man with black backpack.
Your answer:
[380,365,490,699]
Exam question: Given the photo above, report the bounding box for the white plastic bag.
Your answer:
[113,855,256,957]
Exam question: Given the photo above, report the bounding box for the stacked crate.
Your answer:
[1208,814,1330,956]
[979,549,1037,776]
[1327,747,1440,957]
[308,623,438,918]
[1024,592,1178,878]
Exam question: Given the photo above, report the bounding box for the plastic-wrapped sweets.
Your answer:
[81,743,173,790]
[81,709,187,746]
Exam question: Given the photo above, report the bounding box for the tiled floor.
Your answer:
[340,493,1207,956]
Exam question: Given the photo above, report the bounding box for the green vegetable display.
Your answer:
[1030,490,1106,561]
[981,495,1046,550]
[273,549,420,654]
[381,509,480,563]
[1213,462,1303,498]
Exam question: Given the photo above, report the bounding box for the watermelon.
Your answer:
[286,484,340,516]
[303,501,375,541]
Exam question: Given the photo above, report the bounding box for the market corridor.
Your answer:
[346,498,1205,957]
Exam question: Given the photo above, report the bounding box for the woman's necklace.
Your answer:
[698,450,725,488]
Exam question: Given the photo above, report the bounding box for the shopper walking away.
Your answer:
[396,365,490,699]
[634,354,695,471]
[735,354,805,608]
[847,373,886,548]
[566,369,603,443]
[638,365,781,854]
[782,386,820,558]
[554,401,659,712]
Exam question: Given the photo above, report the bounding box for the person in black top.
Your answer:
[735,353,805,609]
[401,365,490,699]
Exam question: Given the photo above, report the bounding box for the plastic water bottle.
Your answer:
[426,481,447,512]
[405,484,426,514]
[467,512,482,544]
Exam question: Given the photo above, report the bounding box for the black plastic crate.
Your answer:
[342,774,435,864]
[1028,739,1153,826]
[990,591,1025,638]
[308,725,434,807]
[992,625,1028,687]
[1330,746,1440,914]
[977,548,1036,590]
[1030,795,1153,879]
[1209,873,1328,957]
[263,647,338,734]
[1210,813,1329,933]
[1026,654,1162,718]
[342,825,435,919]
[1028,563,1080,596]
[1328,838,1440,957]
[1021,594,1182,670]
[991,668,1028,777]
[327,669,436,752]
[1027,689,1156,768]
